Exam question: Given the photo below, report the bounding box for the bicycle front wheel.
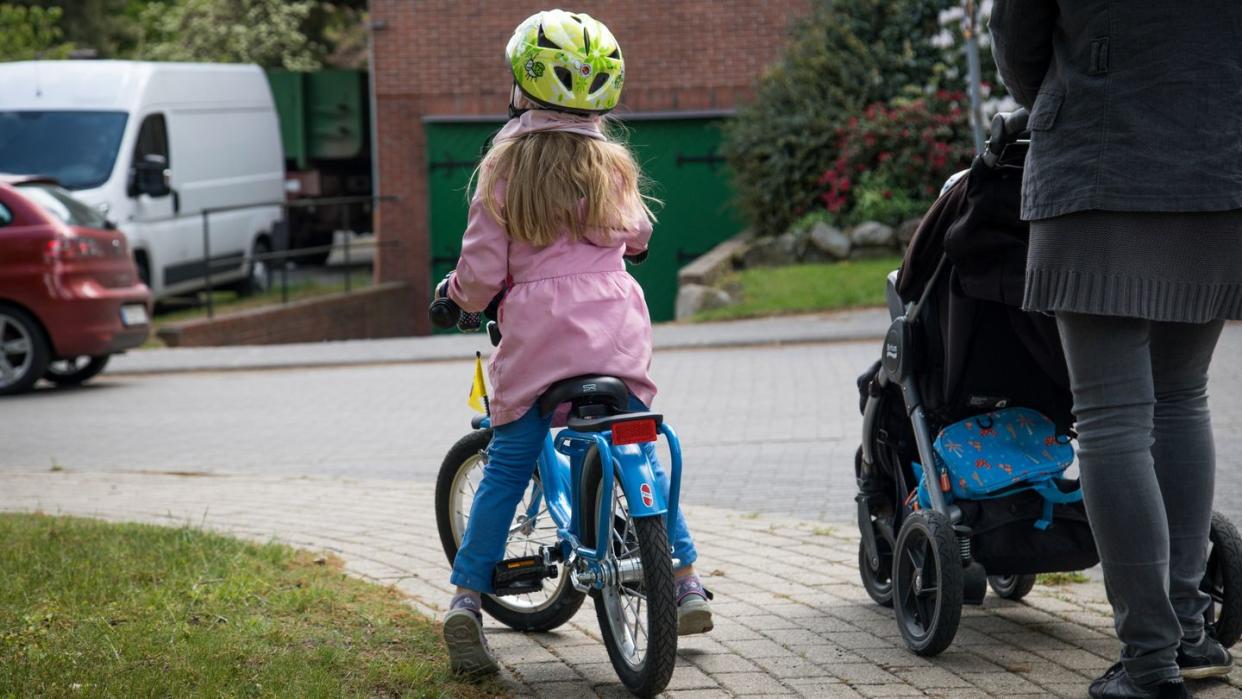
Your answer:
[434,428,584,631]
[583,448,677,697]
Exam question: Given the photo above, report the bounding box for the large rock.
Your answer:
[675,284,733,320]
[776,231,806,261]
[808,221,851,260]
[743,233,802,268]
[896,217,922,245]
[850,221,896,248]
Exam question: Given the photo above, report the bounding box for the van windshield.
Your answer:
[0,111,128,191]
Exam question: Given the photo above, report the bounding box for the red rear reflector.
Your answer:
[612,419,658,445]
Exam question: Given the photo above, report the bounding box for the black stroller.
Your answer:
[855,110,1242,656]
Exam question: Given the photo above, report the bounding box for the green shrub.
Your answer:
[819,91,975,225]
[841,171,929,226]
[722,0,957,237]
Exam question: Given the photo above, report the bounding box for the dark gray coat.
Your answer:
[989,1,1242,221]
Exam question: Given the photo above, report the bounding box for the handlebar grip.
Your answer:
[428,296,461,329]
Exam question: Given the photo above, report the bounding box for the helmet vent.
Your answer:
[537,27,559,49]
[570,14,583,23]
[554,66,574,91]
[608,48,620,59]
[590,72,610,94]
[583,28,591,52]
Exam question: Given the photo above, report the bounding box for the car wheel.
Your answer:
[44,355,111,386]
[0,304,50,396]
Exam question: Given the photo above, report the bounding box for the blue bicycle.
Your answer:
[429,295,683,696]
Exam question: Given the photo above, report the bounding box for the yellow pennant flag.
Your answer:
[468,352,489,414]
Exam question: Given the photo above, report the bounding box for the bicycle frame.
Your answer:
[473,415,685,590]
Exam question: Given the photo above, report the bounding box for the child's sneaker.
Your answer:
[1178,632,1233,679]
[443,594,499,675]
[676,575,714,635]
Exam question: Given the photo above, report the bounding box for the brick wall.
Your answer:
[157,283,414,347]
[370,0,809,334]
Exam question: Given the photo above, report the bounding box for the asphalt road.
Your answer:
[4,327,1242,523]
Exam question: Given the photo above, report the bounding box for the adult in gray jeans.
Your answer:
[990,2,1242,698]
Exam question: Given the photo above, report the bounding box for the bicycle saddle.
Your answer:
[538,375,629,417]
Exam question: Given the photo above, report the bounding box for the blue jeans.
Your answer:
[450,396,697,593]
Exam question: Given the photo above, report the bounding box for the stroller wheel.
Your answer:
[858,540,894,607]
[893,510,963,656]
[988,574,1037,601]
[1204,511,1242,648]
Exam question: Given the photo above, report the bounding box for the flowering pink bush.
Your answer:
[816,91,975,223]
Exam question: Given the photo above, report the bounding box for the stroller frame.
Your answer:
[855,111,1242,658]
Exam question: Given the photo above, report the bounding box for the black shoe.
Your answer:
[1088,662,1191,699]
[1178,633,1234,679]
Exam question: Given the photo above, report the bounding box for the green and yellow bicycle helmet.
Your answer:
[506,9,625,114]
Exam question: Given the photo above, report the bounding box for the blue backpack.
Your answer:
[916,407,1082,529]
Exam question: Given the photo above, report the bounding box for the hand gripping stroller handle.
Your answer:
[987,108,1030,157]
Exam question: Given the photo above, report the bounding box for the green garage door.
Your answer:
[425,114,743,322]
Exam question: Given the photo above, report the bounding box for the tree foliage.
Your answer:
[722,0,985,236]
[136,0,321,70]
[4,0,368,69]
[0,4,74,61]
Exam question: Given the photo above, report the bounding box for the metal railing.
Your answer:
[192,194,398,319]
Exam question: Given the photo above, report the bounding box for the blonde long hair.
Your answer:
[474,128,657,247]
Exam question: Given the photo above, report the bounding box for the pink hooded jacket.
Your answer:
[447,110,657,426]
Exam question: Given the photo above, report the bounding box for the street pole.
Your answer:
[964,0,986,154]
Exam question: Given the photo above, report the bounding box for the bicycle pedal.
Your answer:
[492,555,557,596]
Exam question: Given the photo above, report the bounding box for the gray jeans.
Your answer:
[1057,313,1225,684]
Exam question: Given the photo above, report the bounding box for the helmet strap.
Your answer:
[508,82,530,120]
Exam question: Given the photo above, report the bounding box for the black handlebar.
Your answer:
[429,296,461,329]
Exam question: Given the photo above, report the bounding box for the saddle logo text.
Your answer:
[886,343,899,360]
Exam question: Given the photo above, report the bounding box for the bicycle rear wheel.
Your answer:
[435,428,584,631]
[583,447,677,697]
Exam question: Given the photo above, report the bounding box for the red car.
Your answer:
[0,176,151,395]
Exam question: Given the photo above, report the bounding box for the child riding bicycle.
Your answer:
[437,9,712,675]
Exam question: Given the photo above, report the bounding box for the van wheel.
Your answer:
[0,304,50,396]
[135,256,151,287]
[232,238,272,297]
[44,355,110,386]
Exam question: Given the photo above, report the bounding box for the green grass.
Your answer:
[1036,571,1091,586]
[693,258,901,322]
[0,513,500,698]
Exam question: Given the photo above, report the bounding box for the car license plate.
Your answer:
[121,304,149,326]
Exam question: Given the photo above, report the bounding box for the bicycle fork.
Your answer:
[559,426,684,593]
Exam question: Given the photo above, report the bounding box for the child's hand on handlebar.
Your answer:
[435,273,453,300]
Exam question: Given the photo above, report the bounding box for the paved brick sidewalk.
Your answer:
[4,471,1239,697]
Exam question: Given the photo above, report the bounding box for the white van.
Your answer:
[0,60,284,298]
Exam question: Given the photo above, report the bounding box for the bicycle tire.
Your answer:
[583,446,677,697]
[434,428,585,632]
